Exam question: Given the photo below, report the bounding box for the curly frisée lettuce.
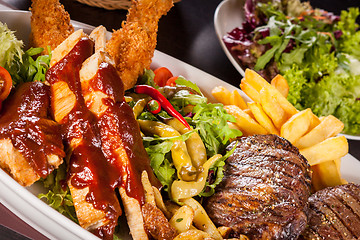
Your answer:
[38,163,78,223]
[0,22,23,72]
[0,21,51,85]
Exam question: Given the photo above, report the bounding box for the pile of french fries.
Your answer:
[212,69,349,191]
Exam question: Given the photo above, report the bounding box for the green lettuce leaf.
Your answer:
[38,163,78,223]
[191,103,242,156]
[0,22,23,71]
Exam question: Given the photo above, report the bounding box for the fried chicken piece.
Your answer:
[0,82,65,186]
[80,27,162,239]
[47,30,122,239]
[106,0,173,90]
[30,0,74,54]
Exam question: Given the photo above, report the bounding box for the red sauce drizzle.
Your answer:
[0,82,65,178]
[86,62,161,205]
[46,38,161,239]
[46,38,121,239]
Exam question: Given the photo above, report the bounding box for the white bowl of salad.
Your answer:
[215,0,360,138]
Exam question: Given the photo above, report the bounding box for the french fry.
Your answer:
[259,87,288,129]
[169,205,194,233]
[230,89,248,109]
[311,160,343,191]
[271,74,289,98]
[294,115,344,149]
[211,86,248,110]
[241,69,297,117]
[299,136,348,166]
[243,68,269,92]
[248,102,279,135]
[243,108,254,119]
[224,105,268,136]
[264,85,298,117]
[280,108,318,144]
[240,80,260,103]
[211,86,232,105]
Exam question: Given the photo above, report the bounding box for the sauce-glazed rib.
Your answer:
[79,30,161,239]
[204,134,312,240]
[46,30,121,239]
[0,82,65,186]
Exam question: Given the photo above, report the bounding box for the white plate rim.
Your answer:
[214,0,246,77]
[0,9,359,240]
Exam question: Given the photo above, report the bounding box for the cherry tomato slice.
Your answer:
[165,76,178,87]
[0,66,13,101]
[153,67,173,87]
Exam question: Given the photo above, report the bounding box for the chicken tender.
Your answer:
[30,0,74,54]
[106,0,173,90]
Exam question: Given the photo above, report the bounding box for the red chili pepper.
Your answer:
[134,85,191,130]
[147,99,161,114]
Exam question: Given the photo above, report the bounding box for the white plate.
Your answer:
[0,9,360,240]
[340,133,360,141]
[214,0,360,140]
[214,0,246,77]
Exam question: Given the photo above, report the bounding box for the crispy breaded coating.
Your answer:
[106,0,173,90]
[30,0,74,54]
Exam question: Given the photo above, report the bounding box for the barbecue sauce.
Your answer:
[88,62,162,205]
[0,82,65,178]
[46,37,121,239]
[46,36,160,239]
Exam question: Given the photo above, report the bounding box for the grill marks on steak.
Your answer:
[301,183,360,240]
[204,135,312,240]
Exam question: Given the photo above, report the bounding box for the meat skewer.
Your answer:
[46,30,122,239]
[79,26,162,239]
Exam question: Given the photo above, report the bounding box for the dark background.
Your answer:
[0,0,359,239]
[2,0,360,88]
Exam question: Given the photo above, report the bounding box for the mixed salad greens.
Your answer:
[134,69,242,198]
[0,21,243,231]
[224,0,360,135]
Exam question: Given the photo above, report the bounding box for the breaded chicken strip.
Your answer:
[30,0,74,54]
[106,0,173,90]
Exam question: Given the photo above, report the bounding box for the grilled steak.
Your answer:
[203,134,312,240]
[301,183,360,240]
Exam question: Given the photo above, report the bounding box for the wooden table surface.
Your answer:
[0,0,359,239]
